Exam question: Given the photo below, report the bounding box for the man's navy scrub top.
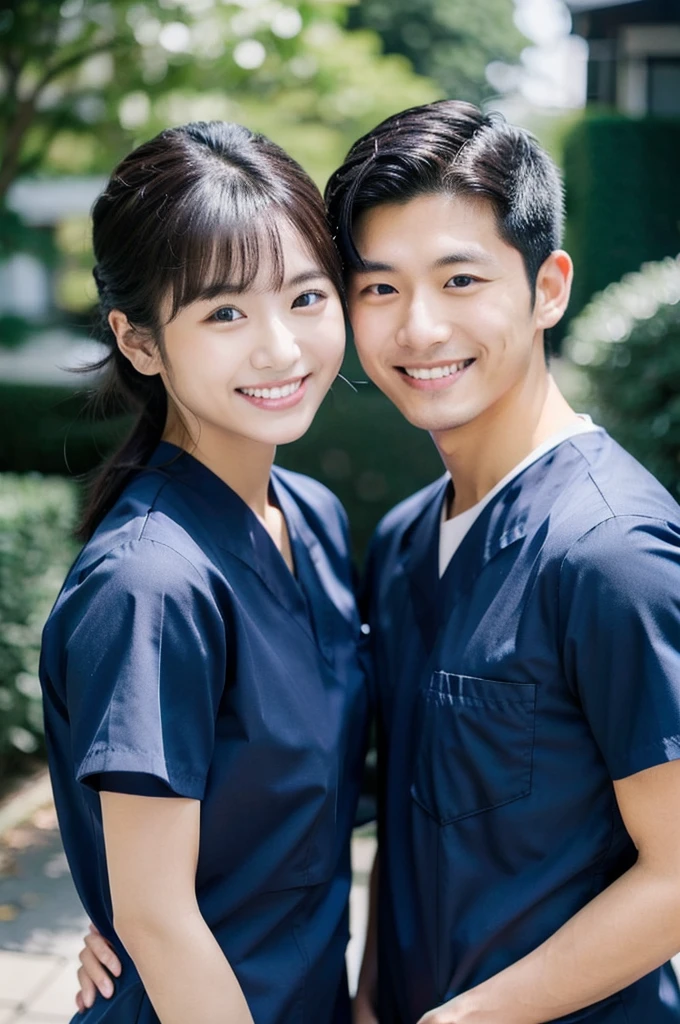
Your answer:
[364,428,680,1023]
[39,443,368,1024]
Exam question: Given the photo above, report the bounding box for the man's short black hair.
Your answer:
[325,100,564,292]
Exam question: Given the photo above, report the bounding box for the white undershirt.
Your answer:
[438,417,599,577]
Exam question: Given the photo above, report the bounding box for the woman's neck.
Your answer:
[162,421,276,520]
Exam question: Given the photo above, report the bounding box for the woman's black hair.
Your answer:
[325,99,564,293]
[79,120,343,540]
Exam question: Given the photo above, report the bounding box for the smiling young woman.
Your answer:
[39,121,368,1024]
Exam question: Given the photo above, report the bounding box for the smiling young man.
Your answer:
[326,101,680,1023]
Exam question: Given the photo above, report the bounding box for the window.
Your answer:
[648,59,680,117]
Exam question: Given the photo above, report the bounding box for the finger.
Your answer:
[84,930,122,977]
[78,947,115,998]
[75,990,85,1014]
[77,965,98,1009]
[88,921,101,935]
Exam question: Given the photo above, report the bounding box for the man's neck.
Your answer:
[434,373,579,519]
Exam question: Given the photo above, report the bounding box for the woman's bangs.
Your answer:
[163,187,287,321]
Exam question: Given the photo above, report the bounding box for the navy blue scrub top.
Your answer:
[364,429,680,1024]
[40,443,368,1024]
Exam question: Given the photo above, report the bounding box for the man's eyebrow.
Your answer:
[431,249,496,269]
[353,260,396,274]
[352,250,497,276]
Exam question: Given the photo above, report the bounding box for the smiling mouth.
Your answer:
[399,359,475,380]
[237,377,305,400]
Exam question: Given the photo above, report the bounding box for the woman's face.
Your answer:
[141,218,345,457]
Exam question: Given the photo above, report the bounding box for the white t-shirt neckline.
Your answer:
[438,417,599,577]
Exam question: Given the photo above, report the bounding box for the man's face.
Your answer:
[347,193,569,442]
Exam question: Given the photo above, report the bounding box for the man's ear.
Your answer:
[534,250,573,330]
[108,310,162,377]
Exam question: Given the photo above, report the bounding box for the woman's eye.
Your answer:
[211,306,244,323]
[367,283,397,296]
[445,275,477,289]
[292,290,325,309]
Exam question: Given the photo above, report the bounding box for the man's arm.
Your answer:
[418,758,680,1024]
[353,851,379,1023]
[101,792,253,1024]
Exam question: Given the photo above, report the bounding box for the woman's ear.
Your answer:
[108,310,162,377]
[534,250,573,330]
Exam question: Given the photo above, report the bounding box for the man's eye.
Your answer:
[210,306,244,323]
[292,291,325,309]
[367,283,397,296]
[445,275,477,289]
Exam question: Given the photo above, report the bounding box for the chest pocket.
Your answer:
[411,671,537,825]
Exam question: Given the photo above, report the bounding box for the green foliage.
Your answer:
[348,0,525,104]
[564,255,680,500]
[0,0,438,199]
[0,207,56,264]
[0,314,33,349]
[0,351,444,561]
[0,381,128,476]
[563,114,680,328]
[0,473,78,774]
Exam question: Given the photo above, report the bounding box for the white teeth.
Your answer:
[403,360,471,380]
[239,379,303,399]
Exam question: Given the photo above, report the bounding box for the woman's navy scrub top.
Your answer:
[39,443,368,1024]
[364,428,680,1023]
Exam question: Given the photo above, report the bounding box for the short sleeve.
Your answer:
[560,515,680,779]
[63,540,226,799]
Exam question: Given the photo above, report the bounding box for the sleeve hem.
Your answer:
[76,747,206,800]
[608,735,680,781]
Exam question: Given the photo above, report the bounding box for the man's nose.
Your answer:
[395,298,452,351]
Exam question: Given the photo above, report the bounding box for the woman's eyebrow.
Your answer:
[284,269,328,287]
[195,269,327,301]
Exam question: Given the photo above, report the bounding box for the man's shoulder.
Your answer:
[568,429,680,523]
[547,431,680,584]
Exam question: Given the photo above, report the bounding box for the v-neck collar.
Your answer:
[144,444,339,667]
[406,430,606,648]
[145,443,317,646]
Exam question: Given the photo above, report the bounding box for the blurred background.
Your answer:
[0,3,679,1017]
[1,0,679,781]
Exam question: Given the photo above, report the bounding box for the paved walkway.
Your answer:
[0,790,375,1022]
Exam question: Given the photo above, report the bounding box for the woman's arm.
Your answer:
[101,791,253,1024]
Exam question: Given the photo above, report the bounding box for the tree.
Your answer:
[0,0,439,202]
[348,0,526,106]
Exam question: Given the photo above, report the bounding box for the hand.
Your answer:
[417,998,470,1024]
[352,990,379,1024]
[417,992,512,1024]
[75,923,122,1012]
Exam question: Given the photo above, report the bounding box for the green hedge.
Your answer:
[0,350,444,562]
[563,114,680,330]
[565,254,680,501]
[0,474,78,775]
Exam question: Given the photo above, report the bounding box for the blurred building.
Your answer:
[568,0,680,115]
[1,178,104,320]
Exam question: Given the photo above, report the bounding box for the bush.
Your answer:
[564,254,680,501]
[0,474,78,775]
[0,381,128,477]
[563,114,680,332]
